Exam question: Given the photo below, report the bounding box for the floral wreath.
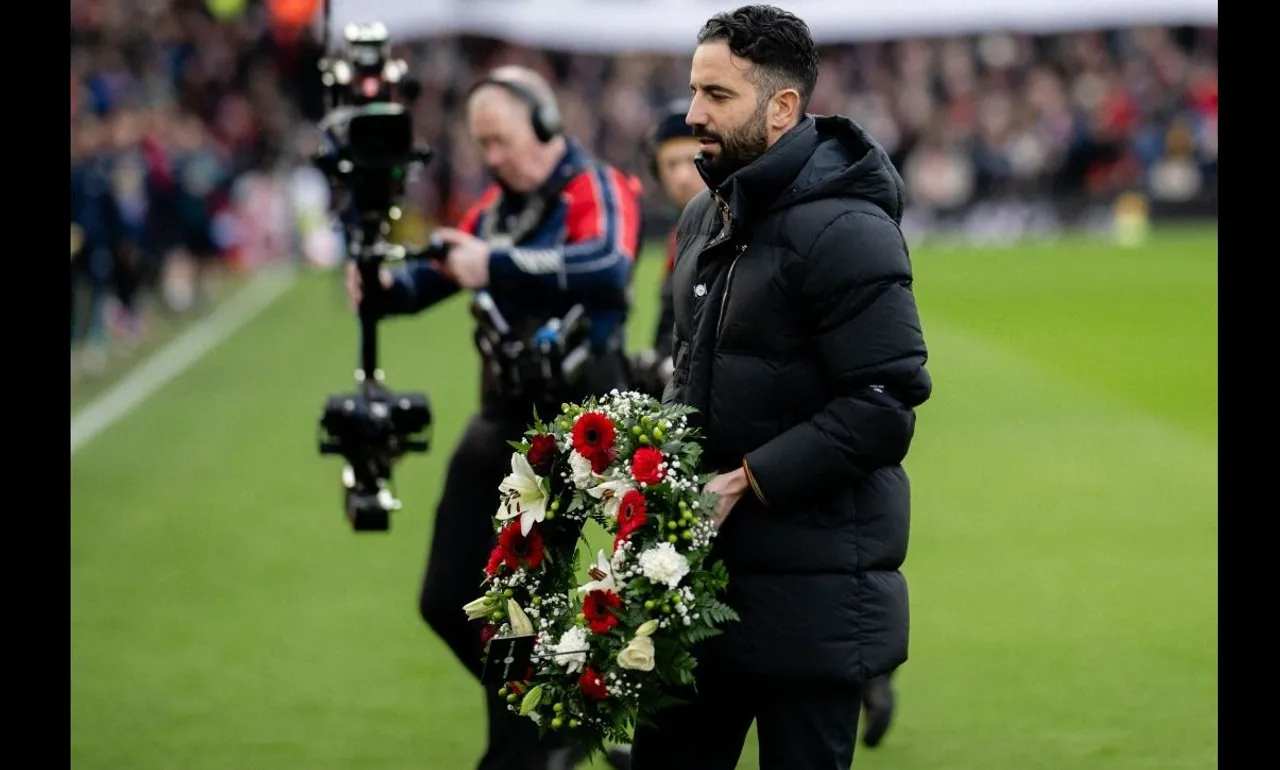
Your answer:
[463,390,739,759]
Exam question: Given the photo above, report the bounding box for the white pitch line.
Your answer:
[70,269,298,456]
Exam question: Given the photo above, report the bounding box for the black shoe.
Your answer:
[604,745,633,770]
[861,676,896,748]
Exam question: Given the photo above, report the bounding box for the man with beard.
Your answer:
[631,6,932,768]
[347,65,642,770]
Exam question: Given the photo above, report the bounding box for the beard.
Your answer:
[693,99,770,182]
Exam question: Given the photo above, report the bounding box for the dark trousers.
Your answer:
[417,404,564,770]
[630,677,865,770]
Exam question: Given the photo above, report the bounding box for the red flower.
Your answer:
[582,589,622,634]
[484,546,504,577]
[479,623,497,647]
[572,412,617,473]
[498,520,545,570]
[630,447,666,485]
[616,489,648,538]
[578,667,609,701]
[526,434,559,476]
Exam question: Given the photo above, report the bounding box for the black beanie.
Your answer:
[650,99,694,149]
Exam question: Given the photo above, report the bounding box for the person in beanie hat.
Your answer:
[628,99,702,400]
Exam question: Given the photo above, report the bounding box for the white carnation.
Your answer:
[551,625,589,674]
[637,541,691,590]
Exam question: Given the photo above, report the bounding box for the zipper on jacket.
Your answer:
[703,193,734,252]
[716,243,747,340]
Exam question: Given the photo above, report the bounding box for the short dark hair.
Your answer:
[696,5,820,114]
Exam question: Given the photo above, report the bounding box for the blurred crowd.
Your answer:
[70,0,326,374]
[404,24,1218,234]
[71,1,1218,375]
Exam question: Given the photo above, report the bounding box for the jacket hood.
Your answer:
[700,114,906,226]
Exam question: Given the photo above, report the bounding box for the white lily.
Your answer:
[496,452,548,536]
[507,599,536,637]
[462,595,495,621]
[578,549,617,594]
[586,477,633,520]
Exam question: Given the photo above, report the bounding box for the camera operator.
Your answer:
[628,100,702,400]
[347,65,642,770]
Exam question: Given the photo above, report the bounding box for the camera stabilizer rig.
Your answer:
[316,238,445,532]
[312,5,439,531]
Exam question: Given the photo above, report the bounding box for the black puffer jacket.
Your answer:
[665,115,932,686]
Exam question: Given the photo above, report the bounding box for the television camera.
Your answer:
[312,6,436,532]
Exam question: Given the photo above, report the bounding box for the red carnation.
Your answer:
[526,434,559,476]
[630,447,666,485]
[582,588,622,634]
[479,623,497,647]
[616,489,648,538]
[578,667,609,701]
[484,546,504,577]
[498,520,545,570]
[572,412,617,473]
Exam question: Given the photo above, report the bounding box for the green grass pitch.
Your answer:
[71,226,1217,769]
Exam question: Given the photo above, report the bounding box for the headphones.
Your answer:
[466,74,564,144]
[647,98,695,179]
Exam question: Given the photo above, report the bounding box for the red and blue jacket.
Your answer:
[386,138,642,351]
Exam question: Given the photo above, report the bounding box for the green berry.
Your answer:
[682,530,693,541]
[667,520,679,530]
[644,600,656,610]
[490,610,504,621]
[662,604,671,614]
[568,718,579,729]
[545,510,555,520]
[551,499,560,511]
[667,534,678,544]
[639,435,651,445]
[553,702,564,712]
[507,693,518,703]
[498,687,508,698]
[551,717,563,730]
[503,588,513,597]
[631,426,643,436]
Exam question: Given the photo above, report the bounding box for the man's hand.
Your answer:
[344,260,395,313]
[703,467,751,529]
[434,227,491,289]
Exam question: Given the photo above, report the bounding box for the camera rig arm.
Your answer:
[352,237,450,383]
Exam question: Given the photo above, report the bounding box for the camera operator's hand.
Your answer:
[433,228,491,290]
[345,260,395,313]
